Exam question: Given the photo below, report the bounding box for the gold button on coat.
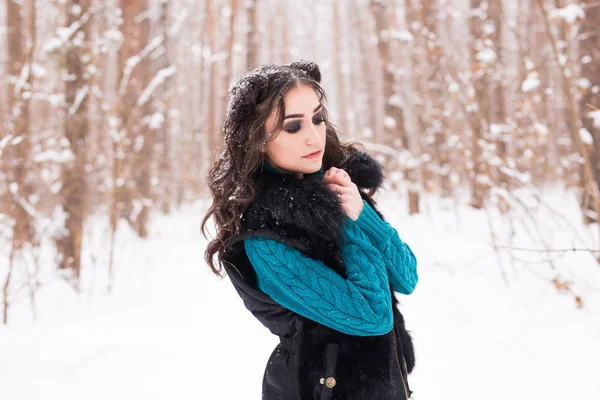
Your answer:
[325,377,336,388]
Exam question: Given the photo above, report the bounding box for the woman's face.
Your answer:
[263,84,326,176]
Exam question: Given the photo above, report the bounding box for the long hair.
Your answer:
[201,60,362,277]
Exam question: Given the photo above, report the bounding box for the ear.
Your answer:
[228,71,269,110]
[288,59,321,83]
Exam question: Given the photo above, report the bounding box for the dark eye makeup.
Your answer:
[284,122,301,133]
[284,112,325,134]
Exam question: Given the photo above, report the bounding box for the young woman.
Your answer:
[202,60,418,400]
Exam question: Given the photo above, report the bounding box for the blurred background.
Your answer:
[1,0,600,399]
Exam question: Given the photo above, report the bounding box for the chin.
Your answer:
[301,159,323,174]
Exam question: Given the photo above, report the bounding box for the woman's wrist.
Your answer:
[354,200,393,243]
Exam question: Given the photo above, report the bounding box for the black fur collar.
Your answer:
[240,151,384,275]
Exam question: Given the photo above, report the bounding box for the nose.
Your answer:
[305,123,321,145]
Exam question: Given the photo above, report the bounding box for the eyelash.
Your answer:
[285,113,325,133]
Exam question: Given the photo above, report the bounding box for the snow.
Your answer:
[103,28,124,44]
[521,72,540,93]
[388,95,403,108]
[476,48,496,65]
[47,94,65,107]
[68,85,89,116]
[168,9,189,37]
[119,37,164,95]
[0,135,16,156]
[8,182,19,195]
[15,64,30,94]
[558,53,568,66]
[448,79,460,93]
[578,78,592,89]
[31,63,48,78]
[43,38,63,53]
[525,58,535,71]
[580,128,594,145]
[133,135,145,153]
[44,15,91,53]
[383,116,397,129]
[137,65,177,106]
[499,166,531,184]
[1,192,600,400]
[483,22,495,36]
[549,4,585,25]
[10,135,24,146]
[145,112,165,130]
[490,123,510,139]
[533,122,550,136]
[71,4,82,17]
[589,110,600,129]
[390,30,413,42]
[33,149,75,164]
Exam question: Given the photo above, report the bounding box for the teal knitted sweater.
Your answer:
[244,194,418,337]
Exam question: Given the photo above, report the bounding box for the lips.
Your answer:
[303,150,321,158]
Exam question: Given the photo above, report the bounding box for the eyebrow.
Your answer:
[283,104,322,120]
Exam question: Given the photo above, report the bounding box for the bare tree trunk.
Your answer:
[420,0,453,197]
[131,11,153,238]
[579,0,600,222]
[222,0,238,121]
[488,0,509,212]
[246,0,259,69]
[352,0,378,139]
[117,0,152,238]
[205,0,217,170]
[57,0,91,281]
[333,2,349,132]
[469,0,489,209]
[370,0,408,148]
[404,0,422,214]
[192,3,206,202]
[157,0,173,214]
[266,0,277,62]
[537,0,600,226]
[280,1,290,63]
[3,0,37,323]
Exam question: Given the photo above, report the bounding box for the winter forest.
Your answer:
[1,0,600,399]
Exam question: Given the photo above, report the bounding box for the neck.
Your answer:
[263,161,322,180]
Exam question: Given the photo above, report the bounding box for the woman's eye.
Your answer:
[284,122,301,133]
[313,113,324,125]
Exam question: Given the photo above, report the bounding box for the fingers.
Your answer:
[325,167,349,179]
[323,168,351,185]
[327,184,354,202]
[327,183,345,195]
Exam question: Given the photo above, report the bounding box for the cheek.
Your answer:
[265,135,293,160]
[319,124,327,141]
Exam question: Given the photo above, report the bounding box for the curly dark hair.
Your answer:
[201,60,363,277]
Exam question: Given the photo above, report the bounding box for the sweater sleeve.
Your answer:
[353,200,418,295]
[244,220,393,337]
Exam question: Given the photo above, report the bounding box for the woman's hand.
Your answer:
[322,167,364,221]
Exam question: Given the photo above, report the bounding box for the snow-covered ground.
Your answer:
[1,189,600,399]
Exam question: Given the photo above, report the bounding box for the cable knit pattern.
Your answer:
[244,219,394,337]
[354,200,419,294]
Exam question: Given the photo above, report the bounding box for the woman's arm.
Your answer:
[353,199,418,295]
[244,218,393,337]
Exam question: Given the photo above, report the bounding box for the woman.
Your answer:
[201,60,418,400]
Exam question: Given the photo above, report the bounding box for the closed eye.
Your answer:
[312,112,324,125]
[284,121,301,133]
[283,108,324,133]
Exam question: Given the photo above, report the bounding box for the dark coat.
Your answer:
[221,151,415,400]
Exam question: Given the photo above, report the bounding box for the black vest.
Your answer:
[221,151,415,400]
